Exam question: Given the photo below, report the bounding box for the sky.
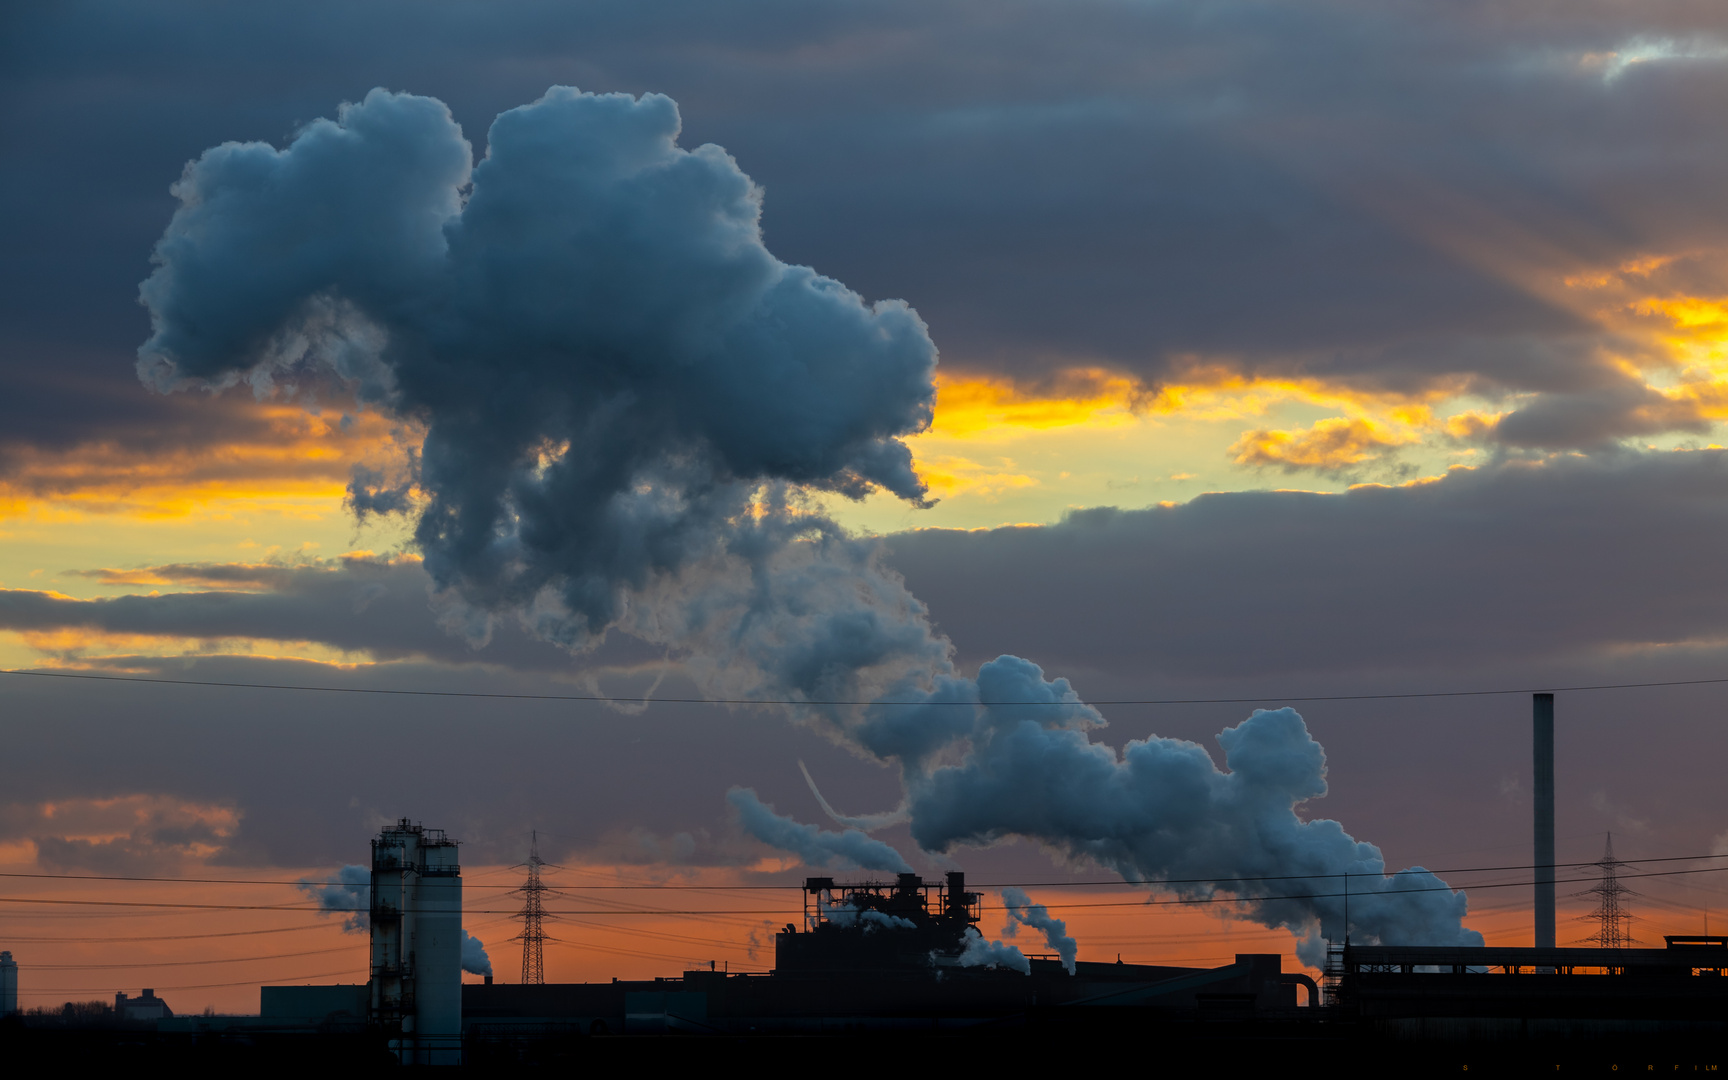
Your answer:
[7,0,1728,1011]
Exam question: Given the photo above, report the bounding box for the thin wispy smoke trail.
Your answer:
[1002,887,1078,974]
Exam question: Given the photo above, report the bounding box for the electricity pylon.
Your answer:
[1578,832,1636,949]
[513,831,548,984]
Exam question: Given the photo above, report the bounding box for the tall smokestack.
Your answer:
[1533,693,1555,949]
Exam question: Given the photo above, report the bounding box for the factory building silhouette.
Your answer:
[257,698,1728,1061]
[6,697,1728,1067]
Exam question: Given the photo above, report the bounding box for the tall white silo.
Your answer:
[0,950,16,1015]
[369,819,463,1065]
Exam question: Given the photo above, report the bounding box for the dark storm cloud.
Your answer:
[1489,378,1714,448]
[8,0,1728,458]
[886,449,1728,680]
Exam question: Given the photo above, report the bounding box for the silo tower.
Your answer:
[0,950,16,1015]
[369,819,463,1065]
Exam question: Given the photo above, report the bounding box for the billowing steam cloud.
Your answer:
[462,929,492,978]
[820,899,918,932]
[298,864,369,933]
[728,788,912,873]
[138,85,936,652]
[1002,887,1078,975]
[142,86,1481,965]
[954,929,1030,975]
[909,664,1482,964]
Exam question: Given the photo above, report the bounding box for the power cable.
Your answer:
[25,944,365,970]
[5,851,1723,890]
[0,870,520,888]
[5,863,1726,915]
[10,665,1728,706]
[0,924,332,944]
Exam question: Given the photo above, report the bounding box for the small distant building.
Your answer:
[115,989,174,1022]
[0,950,16,1015]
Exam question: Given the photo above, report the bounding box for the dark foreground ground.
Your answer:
[3,1016,1723,1075]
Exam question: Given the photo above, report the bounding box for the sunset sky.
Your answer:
[8,0,1728,1013]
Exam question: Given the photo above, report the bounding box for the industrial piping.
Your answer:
[1533,692,1555,949]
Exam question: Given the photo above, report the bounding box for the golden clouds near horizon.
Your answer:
[1562,251,1728,378]
[849,368,1482,531]
[2,793,243,875]
[2,626,383,672]
[0,403,410,520]
[0,395,418,613]
[1228,416,1420,472]
[15,256,1728,585]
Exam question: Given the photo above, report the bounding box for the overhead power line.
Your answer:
[25,944,364,970]
[0,924,332,944]
[4,851,1724,890]
[0,870,518,889]
[10,665,1728,706]
[4,861,1726,915]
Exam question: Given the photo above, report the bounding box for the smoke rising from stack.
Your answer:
[955,929,1031,974]
[298,864,370,933]
[461,930,493,977]
[1002,887,1078,974]
[141,86,1481,963]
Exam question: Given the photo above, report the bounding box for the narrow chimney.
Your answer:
[1533,692,1555,949]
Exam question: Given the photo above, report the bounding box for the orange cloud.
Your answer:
[926,369,1146,437]
[1637,295,1728,333]
[7,627,379,668]
[1443,410,1506,441]
[2,794,242,874]
[0,401,417,520]
[1556,252,1728,365]
[1228,416,1417,471]
[67,551,415,591]
[929,365,1460,436]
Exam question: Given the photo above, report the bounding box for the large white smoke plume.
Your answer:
[141,87,1481,964]
[954,929,1031,975]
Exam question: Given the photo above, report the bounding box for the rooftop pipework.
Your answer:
[777,872,984,976]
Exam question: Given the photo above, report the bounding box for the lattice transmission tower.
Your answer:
[1578,832,1637,948]
[513,830,548,984]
